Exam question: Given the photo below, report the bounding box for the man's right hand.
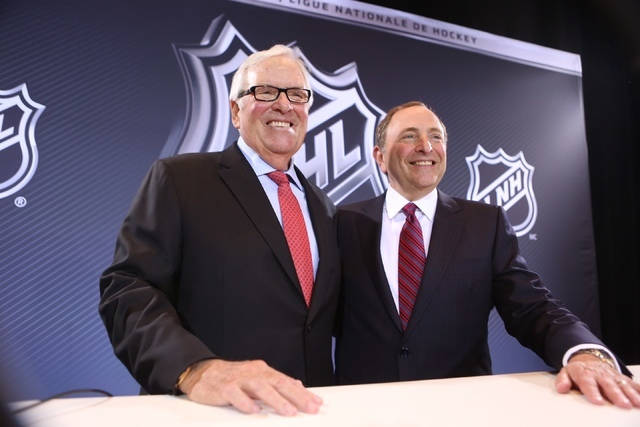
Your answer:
[178,359,323,416]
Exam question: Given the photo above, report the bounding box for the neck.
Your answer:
[390,184,436,202]
[264,154,291,171]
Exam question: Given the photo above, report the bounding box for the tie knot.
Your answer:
[402,203,418,218]
[268,171,290,187]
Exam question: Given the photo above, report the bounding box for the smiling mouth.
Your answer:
[267,120,293,128]
[410,160,435,166]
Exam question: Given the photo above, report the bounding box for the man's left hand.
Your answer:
[556,353,640,409]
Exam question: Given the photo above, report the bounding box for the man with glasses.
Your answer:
[99,45,339,416]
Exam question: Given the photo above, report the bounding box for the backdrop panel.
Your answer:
[0,0,598,398]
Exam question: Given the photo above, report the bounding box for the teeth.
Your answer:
[413,160,434,166]
[268,121,291,127]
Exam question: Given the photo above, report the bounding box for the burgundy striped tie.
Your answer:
[268,171,314,306]
[398,203,426,330]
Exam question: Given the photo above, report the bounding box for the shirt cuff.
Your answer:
[562,343,621,373]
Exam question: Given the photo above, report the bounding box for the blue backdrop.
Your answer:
[0,0,599,399]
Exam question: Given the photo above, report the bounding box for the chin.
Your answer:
[281,140,302,150]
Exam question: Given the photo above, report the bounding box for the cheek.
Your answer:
[296,110,309,125]
[246,109,260,121]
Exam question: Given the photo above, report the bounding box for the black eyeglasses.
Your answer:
[237,85,312,104]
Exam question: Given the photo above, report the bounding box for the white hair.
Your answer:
[228,44,312,103]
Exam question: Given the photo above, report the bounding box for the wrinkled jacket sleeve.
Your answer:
[491,207,630,375]
[99,160,214,393]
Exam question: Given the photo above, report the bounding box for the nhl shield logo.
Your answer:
[0,84,45,200]
[465,145,537,237]
[166,16,386,203]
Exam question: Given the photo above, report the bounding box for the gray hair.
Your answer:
[229,44,312,103]
[375,101,448,148]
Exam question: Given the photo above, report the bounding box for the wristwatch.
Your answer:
[571,348,616,370]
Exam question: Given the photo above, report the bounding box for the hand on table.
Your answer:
[178,359,322,416]
[556,353,640,409]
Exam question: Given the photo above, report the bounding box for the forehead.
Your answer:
[388,106,444,134]
[246,55,306,87]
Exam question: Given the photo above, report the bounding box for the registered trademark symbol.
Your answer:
[529,233,537,241]
[14,196,27,208]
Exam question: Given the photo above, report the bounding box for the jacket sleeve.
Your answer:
[99,159,215,393]
[491,207,630,375]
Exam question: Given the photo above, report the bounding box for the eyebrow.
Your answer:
[400,127,443,134]
[400,127,419,134]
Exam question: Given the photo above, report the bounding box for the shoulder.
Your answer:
[439,192,514,239]
[156,152,222,172]
[337,195,384,225]
[338,197,380,213]
[439,191,502,217]
[145,152,223,183]
[133,153,226,200]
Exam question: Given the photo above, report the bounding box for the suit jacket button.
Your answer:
[400,346,409,357]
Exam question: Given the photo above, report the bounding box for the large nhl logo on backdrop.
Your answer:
[0,84,45,200]
[465,145,537,237]
[166,16,386,203]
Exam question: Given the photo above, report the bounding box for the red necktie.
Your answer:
[398,203,426,330]
[268,171,314,306]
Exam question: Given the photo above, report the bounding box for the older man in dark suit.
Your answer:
[335,101,640,409]
[99,45,340,416]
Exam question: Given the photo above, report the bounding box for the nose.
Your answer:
[416,136,433,152]
[271,91,292,112]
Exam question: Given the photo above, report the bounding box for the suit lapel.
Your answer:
[360,195,404,332]
[406,191,464,336]
[218,144,301,293]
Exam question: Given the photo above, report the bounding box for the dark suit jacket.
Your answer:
[99,143,340,393]
[335,191,625,384]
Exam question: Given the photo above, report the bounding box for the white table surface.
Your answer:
[12,365,640,427]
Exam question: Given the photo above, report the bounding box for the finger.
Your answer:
[189,380,261,414]
[222,383,264,414]
[618,379,640,408]
[555,368,572,394]
[597,376,632,409]
[272,378,322,414]
[569,369,606,405]
[243,379,298,416]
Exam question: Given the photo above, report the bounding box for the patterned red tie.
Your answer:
[268,171,314,306]
[398,203,426,330]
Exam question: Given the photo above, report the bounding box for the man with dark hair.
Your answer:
[100,45,339,416]
[335,101,640,408]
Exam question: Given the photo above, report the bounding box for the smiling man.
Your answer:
[335,101,640,409]
[99,45,340,416]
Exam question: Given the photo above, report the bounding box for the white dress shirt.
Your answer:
[380,186,437,312]
[237,138,319,278]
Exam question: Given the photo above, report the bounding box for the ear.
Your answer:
[230,100,241,129]
[373,145,387,174]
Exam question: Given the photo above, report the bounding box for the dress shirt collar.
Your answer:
[237,137,303,191]
[384,186,438,221]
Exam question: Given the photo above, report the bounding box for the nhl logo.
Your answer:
[166,16,387,203]
[465,145,537,237]
[0,84,45,200]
